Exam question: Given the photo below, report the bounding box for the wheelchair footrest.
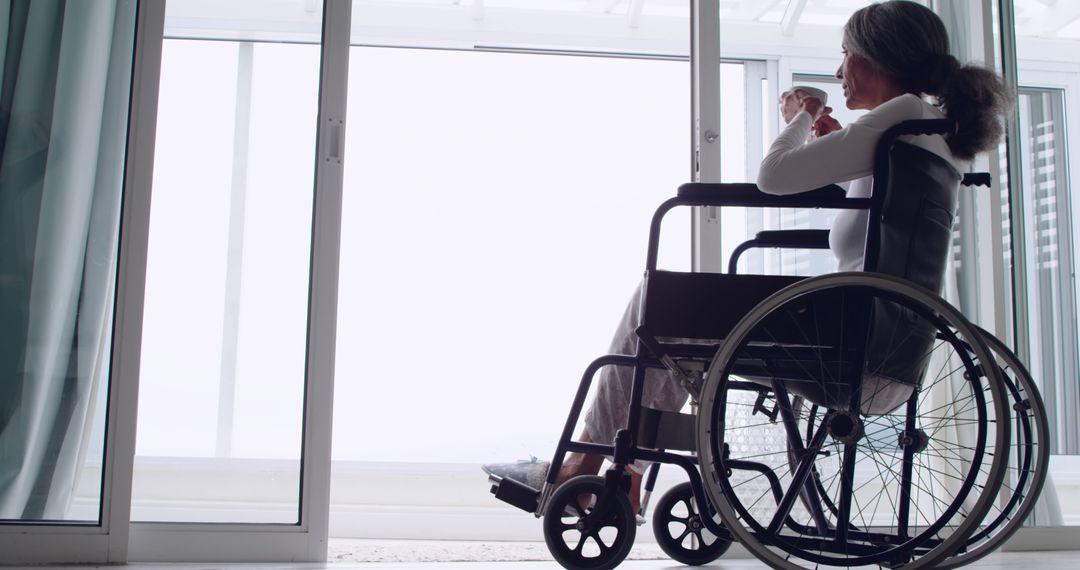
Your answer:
[489,475,540,514]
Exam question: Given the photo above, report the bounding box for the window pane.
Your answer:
[737,73,867,277]
[330,47,688,539]
[136,31,320,522]
[0,0,137,524]
[1016,87,1079,454]
[335,48,688,464]
[717,3,883,277]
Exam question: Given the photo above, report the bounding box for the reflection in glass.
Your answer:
[0,0,137,523]
[1016,88,1078,454]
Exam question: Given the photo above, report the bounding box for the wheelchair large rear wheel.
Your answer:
[697,272,1010,569]
[935,327,1050,569]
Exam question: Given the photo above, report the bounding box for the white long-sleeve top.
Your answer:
[756,93,961,271]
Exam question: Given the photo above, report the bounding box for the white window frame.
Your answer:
[1008,57,1080,544]
[691,0,722,271]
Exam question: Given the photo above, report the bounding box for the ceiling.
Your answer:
[162,0,1080,50]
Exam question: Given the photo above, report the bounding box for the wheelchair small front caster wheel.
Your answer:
[652,482,731,566]
[542,475,635,570]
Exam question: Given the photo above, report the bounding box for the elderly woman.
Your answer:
[486,0,1012,514]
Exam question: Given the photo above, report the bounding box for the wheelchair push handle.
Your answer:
[881,118,957,138]
[962,172,992,187]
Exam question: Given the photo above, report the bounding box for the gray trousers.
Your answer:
[582,283,689,473]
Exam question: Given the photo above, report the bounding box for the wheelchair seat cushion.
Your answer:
[643,273,933,415]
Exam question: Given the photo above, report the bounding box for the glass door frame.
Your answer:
[1,0,350,563]
[125,0,350,562]
[691,0,722,271]
[0,0,164,563]
[1001,0,1080,548]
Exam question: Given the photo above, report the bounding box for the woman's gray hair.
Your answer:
[843,0,1013,161]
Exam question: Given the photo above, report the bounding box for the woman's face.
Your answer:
[835,42,882,110]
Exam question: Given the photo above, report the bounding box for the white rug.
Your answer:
[328,539,667,563]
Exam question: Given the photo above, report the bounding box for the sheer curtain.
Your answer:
[0,0,134,521]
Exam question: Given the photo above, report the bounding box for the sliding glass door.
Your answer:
[135,5,320,527]
[332,1,691,543]
[5,0,349,563]
[0,0,149,563]
[125,0,347,561]
[4,0,347,561]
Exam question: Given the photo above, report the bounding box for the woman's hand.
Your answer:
[791,90,842,137]
[812,111,843,138]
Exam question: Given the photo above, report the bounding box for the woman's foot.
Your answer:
[483,430,643,514]
[555,430,643,514]
[481,458,550,490]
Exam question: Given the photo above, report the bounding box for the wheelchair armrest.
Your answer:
[727,229,830,274]
[648,183,863,271]
[674,183,854,209]
[754,229,830,245]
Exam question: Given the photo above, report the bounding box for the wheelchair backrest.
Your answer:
[866,139,961,292]
[863,130,962,397]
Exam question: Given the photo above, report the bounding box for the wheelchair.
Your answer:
[487,119,1049,570]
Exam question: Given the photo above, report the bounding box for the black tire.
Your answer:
[935,327,1050,569]
[788,329,1049,570]
[543,475,636,570]
[697,272,1010,569]
[652,482,731,565]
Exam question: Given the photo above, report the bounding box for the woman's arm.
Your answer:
[757,94,923,195]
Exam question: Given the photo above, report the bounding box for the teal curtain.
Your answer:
[0,0,135,521]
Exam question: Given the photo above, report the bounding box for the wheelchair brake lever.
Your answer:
[635,326,704,399]
[753,390,781,423]
[655,354,703,400]
[683,369,704,401]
